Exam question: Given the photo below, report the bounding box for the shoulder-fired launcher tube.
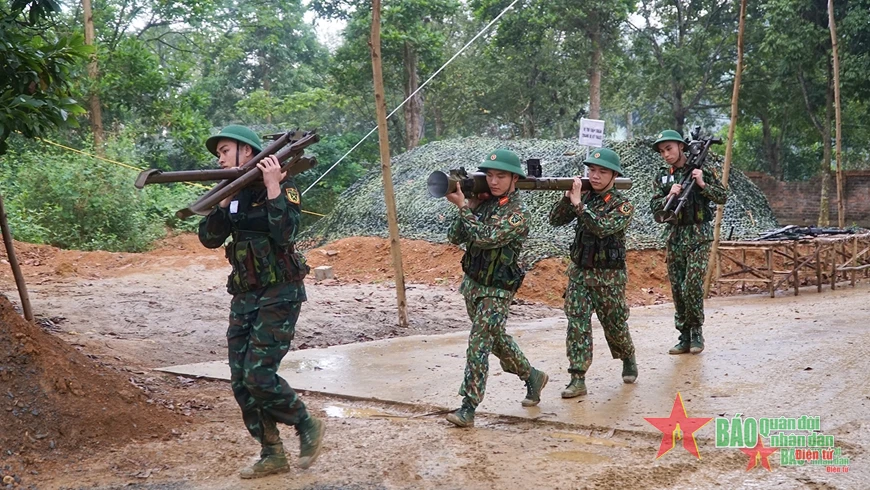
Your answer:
[132,130,320,220]
[427,170,632,199]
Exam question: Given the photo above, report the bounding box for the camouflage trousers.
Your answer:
[227,300,308,445]
[666,238,711,334]
[459,295,532,409]
[564,278,635,377]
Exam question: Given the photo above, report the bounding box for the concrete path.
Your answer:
[160,284,870,447]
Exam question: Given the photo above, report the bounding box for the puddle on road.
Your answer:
[281,357,341,372]
[549,432,628,448]
[545,451,612,464]
[324,405,403,419]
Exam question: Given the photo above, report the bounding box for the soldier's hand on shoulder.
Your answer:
[258,155,287,199]
[568,176,585,206]
[445,186,467,208]
[691,168,705,188]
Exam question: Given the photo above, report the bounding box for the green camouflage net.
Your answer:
[301,137,778,266]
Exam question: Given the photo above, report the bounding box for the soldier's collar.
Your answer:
[498,189,519,206]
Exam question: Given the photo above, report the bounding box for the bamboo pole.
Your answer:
[0,195,33,321]
[369,0,409,327]
[705,0,747,297]
[828,0,845,228]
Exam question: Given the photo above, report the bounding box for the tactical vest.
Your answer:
[663,169,714,226]
[461,242,525,292]
[570,229,626,270]
[224,189,309,295]
[569,196,626,269]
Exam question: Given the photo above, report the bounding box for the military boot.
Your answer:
[560,376,587,398]
[239,443,289,479]
[622,356,638,384]
[296,415,326,470]
[521,368,549,407]
[689,328,705,354]
[446,402,475,428]
[668,332,691,355]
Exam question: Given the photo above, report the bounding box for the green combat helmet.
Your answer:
[583,148,624,176]
[651,129,687,152]
[478,148,527,178]
[205,125,264,156]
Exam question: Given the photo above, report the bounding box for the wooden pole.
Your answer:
[369,0,409,327]
[705,0,747,297]
[0,195,34,321]
[828,0,845,228]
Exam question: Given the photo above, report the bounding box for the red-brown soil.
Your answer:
[0,296,184,463]
[304,237,672,307]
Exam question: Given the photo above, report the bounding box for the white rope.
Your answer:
[302,0,521,195]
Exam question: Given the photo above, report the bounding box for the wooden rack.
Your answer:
[712,232,870,297]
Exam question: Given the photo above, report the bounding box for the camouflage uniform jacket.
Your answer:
[650,165,728,243]
[198,178,307,314]
[549,189,634,287]
[447,190,530,299]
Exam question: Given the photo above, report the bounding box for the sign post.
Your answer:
[579,118,605,175]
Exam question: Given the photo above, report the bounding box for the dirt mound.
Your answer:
[1,234,224,284]
[306,237,672,307]
[0,296,183,460]
[3,234,671,309]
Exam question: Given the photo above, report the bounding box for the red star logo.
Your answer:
[644,392,713,459]
[740,435,778,471]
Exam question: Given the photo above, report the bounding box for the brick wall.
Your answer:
[744,171,870,228]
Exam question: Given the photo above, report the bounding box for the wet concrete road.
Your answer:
[161,283,870,478]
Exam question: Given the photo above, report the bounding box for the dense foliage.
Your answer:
[1,0,868,251]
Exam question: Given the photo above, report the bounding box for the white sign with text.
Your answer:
[579,118,606,147]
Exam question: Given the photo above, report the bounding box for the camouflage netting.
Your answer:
[301,137,778,265]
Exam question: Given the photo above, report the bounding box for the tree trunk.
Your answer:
[588,25,602,120]
[402,41,423,150]
[673,86,685,134]
[263,61,272,125]
[625,112,633,139]
[760,112,779,178]
[522,102,536,138]
[81,0,104,155]
[817,64,834,227]
[522,65,540,138]
[433,103,444,139]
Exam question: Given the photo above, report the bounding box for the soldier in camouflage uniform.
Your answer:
[548,148,638,398]
[650,130,728,355]
[443,149,549,428]
[198,125,325,478]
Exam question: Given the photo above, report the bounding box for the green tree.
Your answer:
[312,0,460,150]
[0,0,90,154]
[467,0,590,138]
[626,0,738,134]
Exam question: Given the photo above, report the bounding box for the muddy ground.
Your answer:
[0,235,865,489]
